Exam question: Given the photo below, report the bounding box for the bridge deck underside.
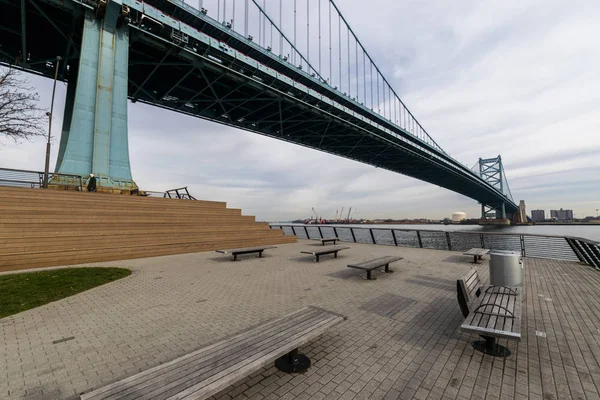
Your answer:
[0,0,517,212]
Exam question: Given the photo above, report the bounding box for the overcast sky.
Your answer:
[2,0,599,221]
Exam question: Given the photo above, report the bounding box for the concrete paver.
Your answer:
[1,240,600,399]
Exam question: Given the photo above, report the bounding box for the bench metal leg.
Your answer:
[472,335,511,357]
[233,254,238,262]
[334,252,338,258]
[275,348,311,373]
[366,270,375,280]
[473,255,478,263]
[315,255,319,262]
[384,264,394,273]
[258,251,263,258]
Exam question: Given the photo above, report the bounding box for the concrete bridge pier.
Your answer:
[480,202,511,225]
[52,0,136,193]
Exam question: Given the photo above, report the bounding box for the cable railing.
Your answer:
[0,167,83,191]
[270,224,600,271]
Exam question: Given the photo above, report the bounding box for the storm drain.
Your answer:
[359,293,417,319]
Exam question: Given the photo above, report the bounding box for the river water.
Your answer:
[278,223,600,242]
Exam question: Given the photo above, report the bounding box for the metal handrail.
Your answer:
[0,167,83,191]
[164,186,196,200]
[269,223,600,271]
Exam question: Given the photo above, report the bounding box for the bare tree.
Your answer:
[0,66,46,142]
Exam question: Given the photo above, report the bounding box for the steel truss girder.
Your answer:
[119,22,518,210]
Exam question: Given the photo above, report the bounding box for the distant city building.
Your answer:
[518,200,527,223]
[550,208,573,221]
[531,210,545,222]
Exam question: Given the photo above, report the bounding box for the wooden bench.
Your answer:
[80,306,346,400]
[321,237,340,245]
[347,256,403,280]
[456,267,484,317]
[458,268,522,357]
[301,246,350,262]
[463,248,490,263]
[216,246,277,261]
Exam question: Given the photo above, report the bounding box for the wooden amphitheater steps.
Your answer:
[0,187,295,272]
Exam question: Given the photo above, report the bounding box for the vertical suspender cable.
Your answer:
[263,0,267,48]
[269,1,272,48]
[223,0,227,23]
[328,1,332,83]
[382,79,385,118]
[389,89,392,120]
[347,27,350,95]
[279,0,283,55]
[262,0,266,47]
[245,0,248,37]
[370,63,373,109]
[377,72,379,112]
[294,0,297,65]
[232,0,235,29]
[355,40,358,100]
[318,0,321,75]
[307,0,310,70]
[338,14,341,90]
[363,52,366,104]
[218,0,221,22]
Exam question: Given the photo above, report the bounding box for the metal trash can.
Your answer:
[489,250,523,286]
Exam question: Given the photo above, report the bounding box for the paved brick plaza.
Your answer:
[1,240,600,400]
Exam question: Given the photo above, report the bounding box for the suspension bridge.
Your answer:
[0,0,519,220]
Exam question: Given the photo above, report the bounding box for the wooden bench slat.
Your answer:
[168,315,340,400]
[347,256,402,270]
[463,248,490,263]
[81,307,344,400]
[346,256,403,280]
[461,286,522,341]
[501,292,516,332]
[132,312,328,400]
[150,315,338,400]
[84,308,322,400]
[215,246,277,254]
[300,246,350,255]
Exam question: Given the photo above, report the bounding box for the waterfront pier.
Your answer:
[1,240,599,399]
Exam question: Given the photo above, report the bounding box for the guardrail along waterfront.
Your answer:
[270,224,600,270]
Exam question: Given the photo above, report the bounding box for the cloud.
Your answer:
[2,0,599,221]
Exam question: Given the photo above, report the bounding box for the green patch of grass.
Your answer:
[0,267,131,319]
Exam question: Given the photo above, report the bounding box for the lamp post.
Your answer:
[43,55,62,189]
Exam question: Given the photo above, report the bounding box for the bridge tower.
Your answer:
[53,0,136,193]
[477,156,512,220]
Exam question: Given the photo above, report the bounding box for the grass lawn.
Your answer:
[0,267,131,319]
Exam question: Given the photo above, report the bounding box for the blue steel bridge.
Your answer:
[0,0,519,218]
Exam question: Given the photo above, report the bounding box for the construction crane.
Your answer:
[346,207,352,223]
[339,207,344,222]
[311,207,319,222]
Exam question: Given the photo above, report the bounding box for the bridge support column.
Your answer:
[53,1,136,193]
